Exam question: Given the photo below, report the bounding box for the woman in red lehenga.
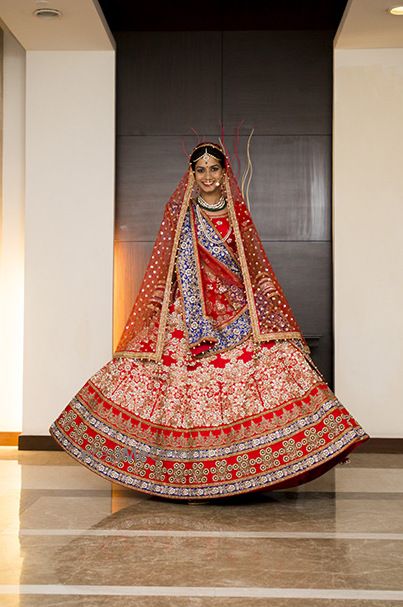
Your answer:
[50,142,369,501]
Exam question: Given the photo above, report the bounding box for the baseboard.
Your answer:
[18,435,62,451]
[16,435,403,453]
[354,438,403,453]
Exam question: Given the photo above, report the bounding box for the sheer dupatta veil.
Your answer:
[114,146,309,363]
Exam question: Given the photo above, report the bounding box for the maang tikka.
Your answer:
[191,143,224,166]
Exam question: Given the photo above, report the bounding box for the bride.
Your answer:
[49,142,369,501]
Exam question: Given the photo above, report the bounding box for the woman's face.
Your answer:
[194,155,224,197]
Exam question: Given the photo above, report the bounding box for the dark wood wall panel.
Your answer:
[266,243,331,332]
[113,241,153,350]
[114,29,334,382]
[115,136,192,242]
[264,242,332,381]
[116,135,330,242]
[234,135,331,241]
[223,31,333,134]
[116,31,222,136]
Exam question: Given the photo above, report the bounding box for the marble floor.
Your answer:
[1,448,403,606]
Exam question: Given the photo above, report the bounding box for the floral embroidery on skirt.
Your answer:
[50,289,368,500]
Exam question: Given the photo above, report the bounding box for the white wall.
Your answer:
[0,31,25,432]
[22,50,115,435]
[333,48,403,437]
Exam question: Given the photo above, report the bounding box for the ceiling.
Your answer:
[0,0,114,50]
[97,0,348,32]
[1,0,401,52]
[335,0,403,48]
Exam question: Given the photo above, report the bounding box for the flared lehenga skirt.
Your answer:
[50,290,369,500]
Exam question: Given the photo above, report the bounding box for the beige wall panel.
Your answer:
[23,50,115,435]
[0,30,25,432]
[334,48,403,437]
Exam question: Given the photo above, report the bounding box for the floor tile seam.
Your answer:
[3,529,403,541]
[1,585,403,599]
[7,489,403,498]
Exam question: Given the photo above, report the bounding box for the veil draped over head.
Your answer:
[114,144,309,362]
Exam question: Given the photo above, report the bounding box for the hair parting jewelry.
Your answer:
[189,143,225,166]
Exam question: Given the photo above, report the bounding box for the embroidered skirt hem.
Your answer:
[50,292,369,499]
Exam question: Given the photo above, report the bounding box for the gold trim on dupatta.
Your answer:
[155,169,195,362]
[115,169,195,363]
[224,174,304,347]
[225,173,261,342]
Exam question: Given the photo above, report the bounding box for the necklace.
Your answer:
[196,194,227,211]
[195,204,233,243]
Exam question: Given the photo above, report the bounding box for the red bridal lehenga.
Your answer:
[50,145,369,500]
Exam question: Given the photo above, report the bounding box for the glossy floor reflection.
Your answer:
[1,447,403,606]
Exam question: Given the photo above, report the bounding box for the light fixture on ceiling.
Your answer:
[33,8,63,19]
[388,5,403,15]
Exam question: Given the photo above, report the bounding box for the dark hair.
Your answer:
[190,143,226,172]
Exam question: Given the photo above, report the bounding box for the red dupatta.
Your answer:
[114,147,308,362]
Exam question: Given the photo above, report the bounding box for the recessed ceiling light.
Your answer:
[33,8,62,18]
[388,5,403,15]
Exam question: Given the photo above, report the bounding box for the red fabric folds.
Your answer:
[114,147,308,363]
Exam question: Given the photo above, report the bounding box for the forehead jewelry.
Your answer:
[194,147,216,165]
[191,144,223,165]
[200,148,210,164]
